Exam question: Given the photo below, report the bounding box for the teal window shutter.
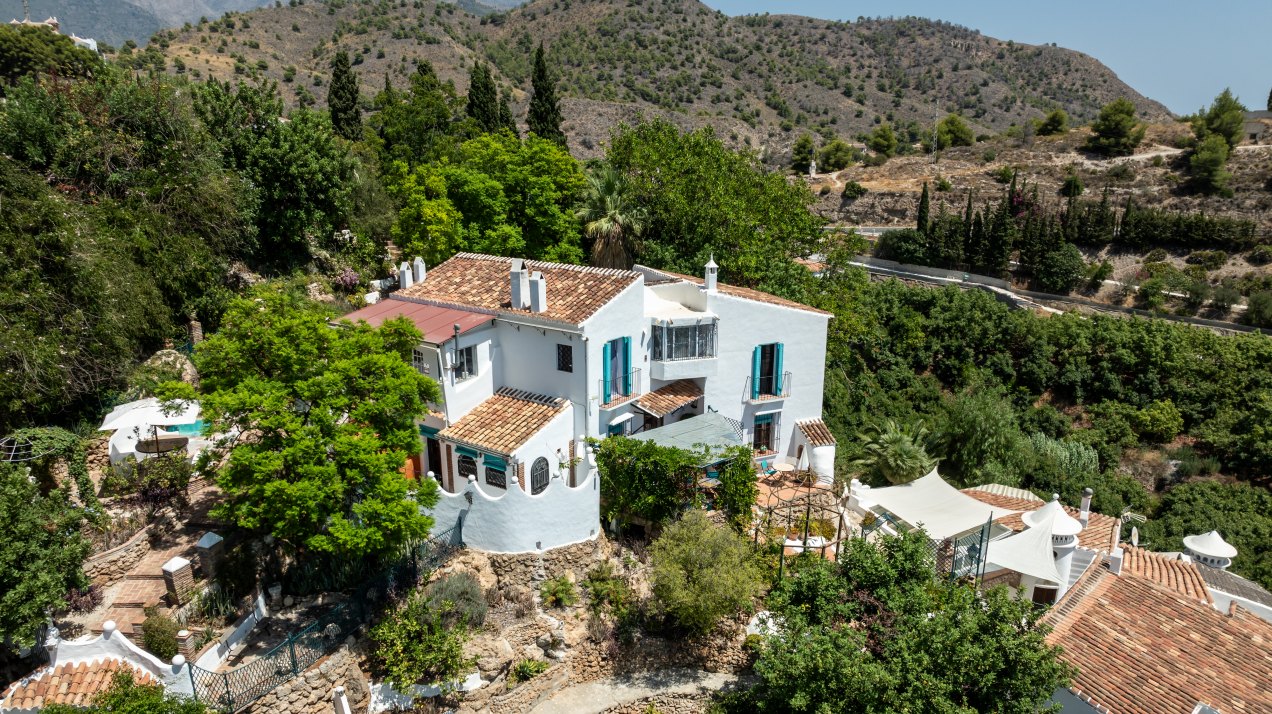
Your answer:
[622,336,632,395]
[751,346,761,400]
[754,412,774,426]
[455,445,478,458]
[418,424,439,437]
[602,340,612,404]
[774,343,785,394]
[482,454,507,469]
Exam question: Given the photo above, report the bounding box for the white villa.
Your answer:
[342,253,837,553]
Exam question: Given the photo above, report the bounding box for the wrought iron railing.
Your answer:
[599,368,641,405]
[189,524,463,711]
[745,372,792,401]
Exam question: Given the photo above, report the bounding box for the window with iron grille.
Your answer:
[485,465,506,489]
[556,344,573,373]
[531,457,550,495]
[458,454,477,481]
[753,413,777,452]
[651,321,717,361]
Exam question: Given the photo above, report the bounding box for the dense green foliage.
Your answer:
[370,590,476,693]
[141,610,180,660]
[167,289,440,557]
[0,462,91,646]
[1192,88,1246,151]
[935,113,975,149]
[43,671,207,714]
[1036,108,1069,136]
[650,511,764,635]
[527,42,565,145]
[1141,480,1272,588]
[465,62,500,134]
[1086,98,1146,156]
[0,24,100,90]
[740,531,1072,713]
[607,120,823,292]
[424,572,488,627]
[791,133,815,173]
[577,164,648,269]
[327,50,362,141]
[866,123,897,157]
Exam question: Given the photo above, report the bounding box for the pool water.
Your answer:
[167,420,207,437]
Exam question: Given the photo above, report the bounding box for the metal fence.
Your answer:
[189,524,463,712]
[861,513,991,584]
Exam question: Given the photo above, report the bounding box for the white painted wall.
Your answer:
[437,323,499,420]
[35,623,195,702]
[1209,589,1272,623]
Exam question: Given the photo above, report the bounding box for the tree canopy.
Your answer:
[168,288,441,557]
[327,50,362,141]
[527,42,565,146]
[935,113,975,149]
[1086,98,1146,156]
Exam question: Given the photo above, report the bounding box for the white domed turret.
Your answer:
[1023,494,1083,597]
[1183,530,1237,570]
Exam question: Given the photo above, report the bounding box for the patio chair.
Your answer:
[760,460,777,477]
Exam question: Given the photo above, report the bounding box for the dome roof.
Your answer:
[1183,530,1237,559]
[1022,494,1084,537]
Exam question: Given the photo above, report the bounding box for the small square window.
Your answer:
[556,343,573,373]
[454,345,476,381]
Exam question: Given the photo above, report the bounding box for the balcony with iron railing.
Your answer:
[599,368,642,408]
[745,371,792,403]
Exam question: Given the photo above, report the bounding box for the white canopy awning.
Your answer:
[99,398,199,432]
[866,469,1023,540]
[985,507,1063,584]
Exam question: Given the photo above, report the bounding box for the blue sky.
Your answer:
[700,0,1272,115]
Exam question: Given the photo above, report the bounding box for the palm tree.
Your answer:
[576,164,647,270]
[853,420,938,485]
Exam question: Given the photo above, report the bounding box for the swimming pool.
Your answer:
[167,420,207,437]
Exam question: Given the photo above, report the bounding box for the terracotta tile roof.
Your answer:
[1119,547,1213,604]
[796,418,836,447]
[438,387,567,456]
[963,488,1120,552]
[636,380,703,417]
[397,253,641,325]
[2,659,156,710]
[1044,568,1272,714]
[637,266,833,316]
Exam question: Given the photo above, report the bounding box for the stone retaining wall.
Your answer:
[245,647,370,714]
[486,535,612,597]
[460,664,570,714]
[568,621,751,684]
[604,693,711,713]
[84,526,152,587]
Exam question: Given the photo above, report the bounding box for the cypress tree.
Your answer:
[328,50,362,141]
[527,42,566,145]
[916,182,931,234]
[466,63,499,133]
[498,88,517,136]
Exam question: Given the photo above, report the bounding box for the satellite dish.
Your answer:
[1131,526,1140,548]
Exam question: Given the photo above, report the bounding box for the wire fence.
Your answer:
[189,524,463,712]
[862,513,991,583]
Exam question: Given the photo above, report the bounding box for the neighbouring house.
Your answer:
[341,253,835,553]
[1242,110,1272,144]
[857,476,1272,713]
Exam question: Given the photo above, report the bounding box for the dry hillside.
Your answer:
[154,0,1171,161]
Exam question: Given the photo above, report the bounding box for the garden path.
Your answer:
[528,668,743,714]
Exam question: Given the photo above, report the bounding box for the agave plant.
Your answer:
[853,420,938,485]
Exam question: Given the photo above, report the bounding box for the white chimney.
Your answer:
[412,256,426,283]
[1079,487,1093,527]
[529,271,547,313]
[510,259,530,309]
[398,261,413,290]
[1183,530,1237,570]
[704,255,718,294]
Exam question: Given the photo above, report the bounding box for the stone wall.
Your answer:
[84,525,152,587]
[459,663,570,714]
[568,620,751,684]
[604,693,712,713]
[245,647,370,714]
[485,534,613,597]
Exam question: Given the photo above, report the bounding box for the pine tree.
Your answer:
[327,50,362,141]
[498,88,517,136]
[916,182,931,234]
[791,133,815,173]
[465,63,499,133]
[1267,87,1272,112]
[527,42,565,146]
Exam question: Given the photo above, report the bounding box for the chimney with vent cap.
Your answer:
[412,256,426,283]
[1079,487,1093,526]
[510,259,531,309]
[398,261,413,289]
[529,271,547,313]
[704,255,718,294]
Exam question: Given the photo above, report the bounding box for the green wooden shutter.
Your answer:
[602,340,612,404]
[622,336,632,395]
[751,345,761,400]
[774,342,785,395]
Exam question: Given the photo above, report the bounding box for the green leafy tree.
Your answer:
[0,24,100,91]
[327,50,361,141]
[369,61,462,166]
[1192,88,1246,150]
[527,42,565,146]
[714,445,759,532]
[595,436,700,527]
[934,385,1023,487]
[576,163,648,269]
[1060,173,1084,198]
[1086,98,1146,156]
[935,113,974,149]
[867,122,897,157]
[853,420,936,485]
[606,120,822,296]
[171,289,440,558]
[791,133,815,173]
[1189,133,1234,196]
[915,182,930,234]
[370,590,476,695]
[465,62,500,134]
[1034,243,1086,294]
[0,463,91,646]
[1247,291,1272,328]
[1036,109,1069,136]
[750,531,1073,713]
[650,511,763,635]
[817,139,858,171]
[497,88,517,135]
[43,671,207,714]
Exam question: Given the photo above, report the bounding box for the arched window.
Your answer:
[531,457,550,495]
[457,454,477,482]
